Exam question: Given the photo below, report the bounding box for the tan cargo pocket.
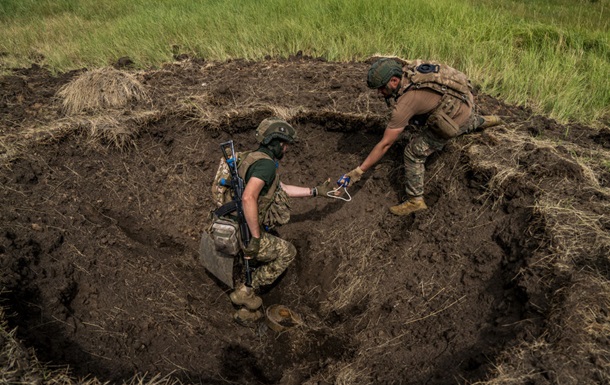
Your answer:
[427,109,460,140]
[211,217,241,256]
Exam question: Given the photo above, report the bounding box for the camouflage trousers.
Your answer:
[403,113,481,197]
[251,232,296,289]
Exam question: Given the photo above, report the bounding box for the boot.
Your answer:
[233,308,263,325]
[389,197,428,216]
[476,115,503,130]
[229,285,262,310]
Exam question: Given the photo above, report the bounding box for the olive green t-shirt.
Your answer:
[244,147,277,196]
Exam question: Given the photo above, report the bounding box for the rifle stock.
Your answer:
[219,140,253,287]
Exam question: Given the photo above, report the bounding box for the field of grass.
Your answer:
[0,0,609,124]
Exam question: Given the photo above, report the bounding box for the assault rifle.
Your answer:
[214,140,254,287]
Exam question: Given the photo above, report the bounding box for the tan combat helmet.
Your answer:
[255,117,297,145]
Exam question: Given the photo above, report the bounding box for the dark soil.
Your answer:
[1,57,608,384]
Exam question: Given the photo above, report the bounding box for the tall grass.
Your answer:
[0,0,608,124]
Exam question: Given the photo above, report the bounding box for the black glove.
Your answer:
[243,237,260,259]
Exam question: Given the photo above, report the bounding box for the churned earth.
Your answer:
[1,56,609,385]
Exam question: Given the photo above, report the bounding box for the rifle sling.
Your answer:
[214,200,238,217]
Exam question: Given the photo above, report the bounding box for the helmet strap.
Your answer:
[382,83,398,107]
[385,96,392,108]
[385,79,406,107]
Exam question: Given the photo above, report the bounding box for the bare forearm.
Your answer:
[359,127,403,171]
[281,183,314,198]
[242,197,261,238]
[360,141,392,171]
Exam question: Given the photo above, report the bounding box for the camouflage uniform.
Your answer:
[403,108,481,197]
[251,232,296,288]
[403,128,445,197]
[220,117,302,322]
[236,148,295,290]
[212,146,296,290]
[393,60,481,198]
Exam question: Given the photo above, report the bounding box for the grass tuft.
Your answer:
[57,67,149,115]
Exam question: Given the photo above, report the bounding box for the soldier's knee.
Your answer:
[404,148,426,165]
[404,140,429,160]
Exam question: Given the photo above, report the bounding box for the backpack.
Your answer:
[211,154,239,209]
[209,151,252,256]
[402,59,473,107]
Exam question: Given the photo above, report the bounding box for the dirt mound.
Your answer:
[1,58,609,384]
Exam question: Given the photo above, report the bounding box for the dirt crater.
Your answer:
[1,59,608,384]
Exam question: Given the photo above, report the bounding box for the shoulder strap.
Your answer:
[237,151,270,178]
[238,151,280,199]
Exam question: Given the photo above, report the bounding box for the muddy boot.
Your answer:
[476,115,503,130]
[229,285,262,310]
[233,308,263,325]
[389,197,428,216]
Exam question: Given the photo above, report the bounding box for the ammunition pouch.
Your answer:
[427,93,463,140]
[262,188,291,229]
[427,109,460,140]
[211,217,241,256]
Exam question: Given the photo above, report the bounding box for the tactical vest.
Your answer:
[400,59,473,107]
[395,60,475,139]
[212,150,290,229]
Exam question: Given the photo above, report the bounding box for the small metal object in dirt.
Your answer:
[265,304,303,332]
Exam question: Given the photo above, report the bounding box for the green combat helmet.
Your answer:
[367,58,404,89]
[255,117,297,145]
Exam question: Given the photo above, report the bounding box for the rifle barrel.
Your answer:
[219,140,253,287]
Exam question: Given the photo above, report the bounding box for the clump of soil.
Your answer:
[0,58,608,385]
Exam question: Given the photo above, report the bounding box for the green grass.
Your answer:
[0,0,608,125]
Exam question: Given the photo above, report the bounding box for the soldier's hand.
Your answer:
[243,237,260,259]
[313,179,335,198]
[338,166,365,187]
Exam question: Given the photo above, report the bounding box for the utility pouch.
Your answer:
[427,109,460,140]
[211,217,240,256]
